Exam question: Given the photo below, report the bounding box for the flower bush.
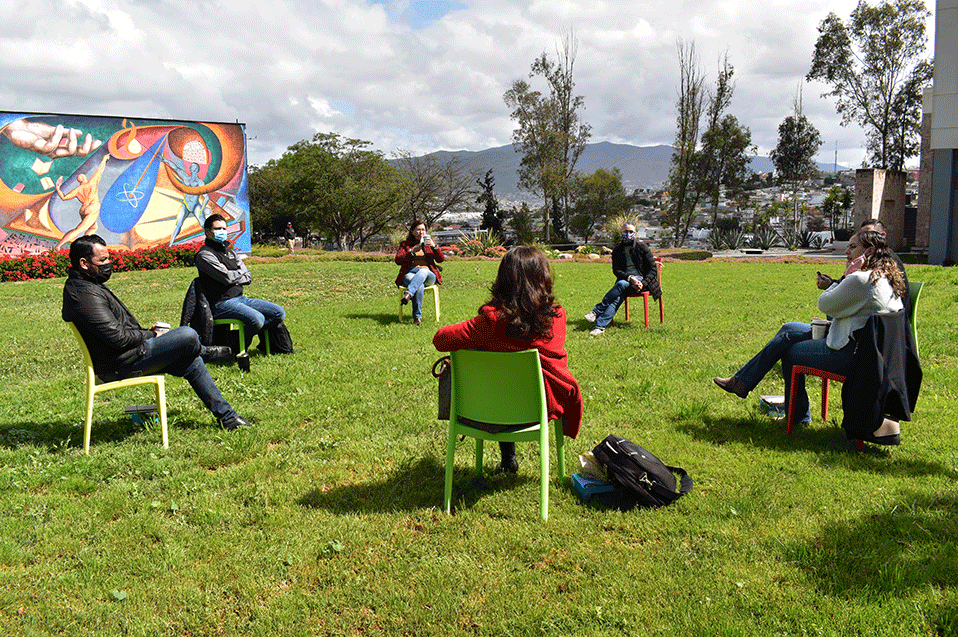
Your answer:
[0,240,204,282]
[456,229,502,257]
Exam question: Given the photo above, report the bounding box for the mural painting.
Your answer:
[0,112,250,256]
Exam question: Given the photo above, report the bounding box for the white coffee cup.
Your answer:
[810,318,828,340]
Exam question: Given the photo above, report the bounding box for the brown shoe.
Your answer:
[414,317,422,326]
[401,293,412,305]
[713,376,749,398]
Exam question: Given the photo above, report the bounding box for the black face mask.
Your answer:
[90,261,113,284]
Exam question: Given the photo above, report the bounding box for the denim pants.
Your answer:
[402,267,437,320]
[121,326,237,421]
[592,279,634,329]
[734,322,856,422]
[213,295,285,349]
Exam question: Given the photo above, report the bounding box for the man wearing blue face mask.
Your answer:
[195,214,288,353]
[584,223,661,335]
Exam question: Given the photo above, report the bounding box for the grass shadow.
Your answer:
[344,312,403,326]
[0,416,151,452]
[781,489,958,600]
[678,412,953,478]
[297,456,536,514]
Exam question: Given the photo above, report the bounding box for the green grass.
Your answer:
[1,257,956,636]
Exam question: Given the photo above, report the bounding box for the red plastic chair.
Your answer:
[786,365,863,450]
[623,257,664,327]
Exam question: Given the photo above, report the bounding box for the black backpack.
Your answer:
[591,435,692,508]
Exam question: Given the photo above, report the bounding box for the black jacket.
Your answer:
[841,310,922,439]
[62,268,154,378]
[612,240,661,300]
[180,278,215,346]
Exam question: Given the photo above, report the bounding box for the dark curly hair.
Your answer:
[405,220,427,244]
[857,229,906,298]
[486,246,559,341]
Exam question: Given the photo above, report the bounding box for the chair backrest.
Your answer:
[450,349,547,426]
[654,256,663,287]
[908,280,922,355]
[66,322,96,370]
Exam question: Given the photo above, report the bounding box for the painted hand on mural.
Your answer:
[2,119,102,159]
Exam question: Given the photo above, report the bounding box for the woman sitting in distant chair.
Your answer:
[713,229,906,445]
[433,245,583,472]
[395,220,444,325]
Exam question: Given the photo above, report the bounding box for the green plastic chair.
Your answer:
[213,318,270,355]
[67,322,168,454]
[908,280,922,357]
[444,349,566,520]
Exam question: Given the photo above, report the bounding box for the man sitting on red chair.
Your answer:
[584,223,661,336]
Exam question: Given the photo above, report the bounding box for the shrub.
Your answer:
[750,226,780,250]
[456,229,502,257]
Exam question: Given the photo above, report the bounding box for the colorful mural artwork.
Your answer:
[0,112,250,256]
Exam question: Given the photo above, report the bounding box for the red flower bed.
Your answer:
[0,240,204,282]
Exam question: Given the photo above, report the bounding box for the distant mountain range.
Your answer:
[411,141,842,200]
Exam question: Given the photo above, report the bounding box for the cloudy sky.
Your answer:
[1,0,936,171]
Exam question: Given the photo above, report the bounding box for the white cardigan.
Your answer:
[818,270,903,350]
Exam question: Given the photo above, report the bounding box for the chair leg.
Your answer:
[659,297,665,323]
[539,425,550,521]
[786,368,801,435]
[432,286,440,321]
[821,378,830,421]
[624,296,630,321]
[643,294,650,328]
[444,424,458,514]
[84,387,95,454]
[155,378,168,449]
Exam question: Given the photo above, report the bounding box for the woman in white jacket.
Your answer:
[714,229,906,443]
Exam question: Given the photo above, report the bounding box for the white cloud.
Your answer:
[0,0,933,171]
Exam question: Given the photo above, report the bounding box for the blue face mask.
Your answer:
[212,229,229,244]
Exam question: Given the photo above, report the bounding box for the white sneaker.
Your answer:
[589,327,604,336]
[584,311,597,323]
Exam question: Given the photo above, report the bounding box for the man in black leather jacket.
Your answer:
[584,223,661,335]
[62,234,250,431]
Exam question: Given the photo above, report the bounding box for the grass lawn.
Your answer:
[0,255,956,636]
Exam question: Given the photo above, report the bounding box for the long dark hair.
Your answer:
[405,220,427,244]
[486,246,559,341]
[857,229,906,298]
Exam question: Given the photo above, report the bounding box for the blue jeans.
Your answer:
[213,295,285,349]
[402,268,437,320]
[120,326,237,421]
[592,280,634,329]
[734,322,856,422]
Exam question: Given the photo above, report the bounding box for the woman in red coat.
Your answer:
[433,245,583,473]
[395,220,445,325]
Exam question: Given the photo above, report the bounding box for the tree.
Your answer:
[507,203,536,245]
[665,40,706,247]
[261,133,409,250]
[504,33,591,242]
[477,169,507,240]
[569,168,629,243]
[247,161,291,240]
[770,94,823,232]
[807,0,933,170]
[392,149,479,227]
